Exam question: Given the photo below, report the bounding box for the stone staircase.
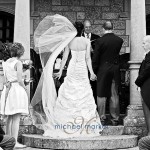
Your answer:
[21,125,138,149]
[1,115,139,149]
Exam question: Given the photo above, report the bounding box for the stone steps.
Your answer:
[21,125,138,149]
[1,116,139,149]
[14,146,139,150]
[118,147,139,150]
[17,125,125,142]
[22,134,138,149]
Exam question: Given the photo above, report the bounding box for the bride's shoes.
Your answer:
[15,142,27,148]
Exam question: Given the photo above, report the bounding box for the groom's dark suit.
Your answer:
[92,32,123,123]
[92,33,123,98]
[135,51,150,110]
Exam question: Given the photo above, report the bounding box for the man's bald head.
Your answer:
[83,20,92,34]
[102,21,113,30]
[84,20,91,26]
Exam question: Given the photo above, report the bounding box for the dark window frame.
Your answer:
[146,14,150,35]
[0,11,14,43]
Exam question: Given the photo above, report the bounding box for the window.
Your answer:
[146,14,150,35]
[0,11,14,43]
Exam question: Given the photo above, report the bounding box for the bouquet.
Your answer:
[22,59,33,71]
[22,59,34,85]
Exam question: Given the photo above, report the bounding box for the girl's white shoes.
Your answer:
[15,142,27,148]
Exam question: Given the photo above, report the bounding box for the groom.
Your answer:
[92,21,123,125]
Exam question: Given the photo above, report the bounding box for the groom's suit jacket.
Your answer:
[92,33,123,98]
[135,51,150,110]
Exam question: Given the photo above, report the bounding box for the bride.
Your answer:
[31,14,103,138]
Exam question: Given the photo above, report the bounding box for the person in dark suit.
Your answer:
[82,20,100,102]
[92,21,123,125]
[0,126,16,150]
[135,35,150,137]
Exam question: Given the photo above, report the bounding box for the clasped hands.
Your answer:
[53,70,62,80]
[90,73,97,81]
[137,86,141,92]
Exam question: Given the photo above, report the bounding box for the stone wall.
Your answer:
[146,0,150,15]
[146,1,150,15]
[30,0,130,54]
[0,0,15,15]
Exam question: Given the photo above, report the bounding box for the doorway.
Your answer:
[146,14,150,35]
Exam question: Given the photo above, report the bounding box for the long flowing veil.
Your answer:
[30,14,77,131]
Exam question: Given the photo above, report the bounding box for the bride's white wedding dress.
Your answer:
[32,14,102,139]
[43,37,103,138]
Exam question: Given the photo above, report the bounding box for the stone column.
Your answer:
[14,0,30,96]
[13,0,32,130]
[14,0,30,59]
[124,0,147,137]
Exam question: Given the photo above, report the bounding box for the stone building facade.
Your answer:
[0,1,149,53]
[0,0,150,137]
[30,0,130,54]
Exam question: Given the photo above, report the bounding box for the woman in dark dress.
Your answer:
[135,35,150,150]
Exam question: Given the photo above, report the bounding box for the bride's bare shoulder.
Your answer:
[69,36,88,47]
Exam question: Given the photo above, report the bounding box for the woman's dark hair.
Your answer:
[10,42,25,58]
[74,21,84,37]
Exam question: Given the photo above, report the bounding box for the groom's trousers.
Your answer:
[97,80,120,121]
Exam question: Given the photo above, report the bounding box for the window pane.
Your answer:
[6,29,10,38]
[0,20,2,28]
[0,30,2,39]
[7,20,10,27]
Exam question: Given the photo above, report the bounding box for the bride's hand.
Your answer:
[90,73,97,81]
[53,70,62,80]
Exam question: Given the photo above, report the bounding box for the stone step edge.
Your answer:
[18,146,139,150]
[22,134,138,149]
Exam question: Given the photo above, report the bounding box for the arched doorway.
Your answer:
[0,11,14,43]
[146,14,150,35]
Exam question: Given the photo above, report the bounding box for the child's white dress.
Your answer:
[0,58,29,115]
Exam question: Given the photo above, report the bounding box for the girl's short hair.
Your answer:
[10,42,25,58]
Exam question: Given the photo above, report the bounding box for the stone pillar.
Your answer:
[13,0,32,131]
[14,0,30,98]
[124,0,147,137]
[14,0,30,59]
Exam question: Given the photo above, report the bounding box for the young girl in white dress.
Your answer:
[0,43,28,148]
